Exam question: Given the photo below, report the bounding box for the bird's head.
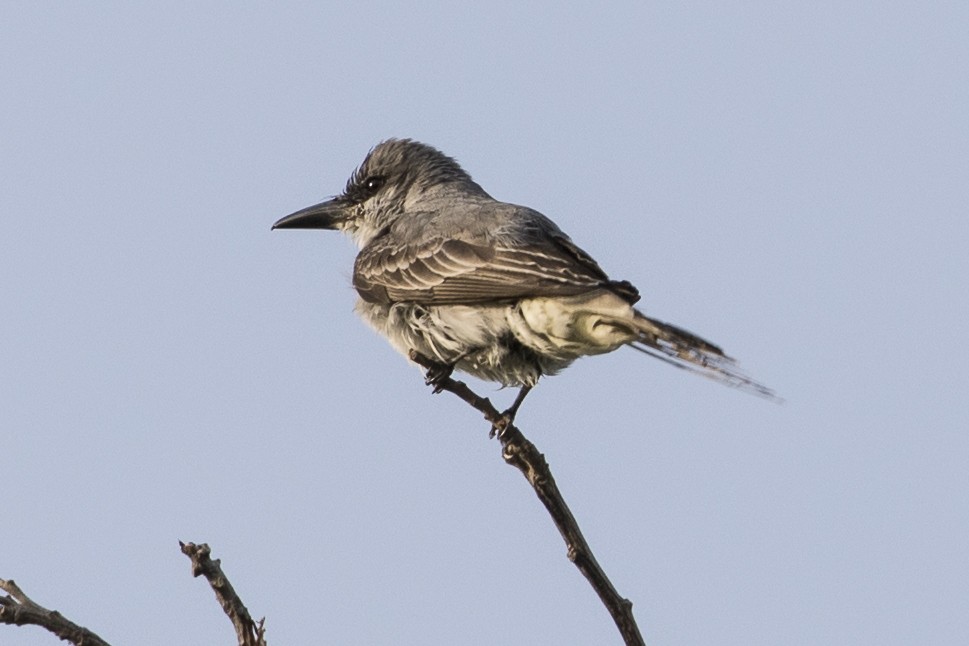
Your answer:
[272,138,488,248]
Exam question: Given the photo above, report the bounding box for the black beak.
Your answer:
[272,197,348,230]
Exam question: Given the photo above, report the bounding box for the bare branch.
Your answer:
[4,375,642,646]
[409,352,646,646]
[179,542,267,646]
[499,427,645,645]
[0,577,112,646]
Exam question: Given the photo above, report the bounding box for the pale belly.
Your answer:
[353,290,636,387]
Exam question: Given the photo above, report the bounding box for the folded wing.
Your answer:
[354,229,639,306]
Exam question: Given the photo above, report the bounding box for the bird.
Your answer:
[273,139,777,423]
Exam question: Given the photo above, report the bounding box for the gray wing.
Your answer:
[353,219,639,306]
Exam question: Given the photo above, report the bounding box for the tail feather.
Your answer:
[629,313,780,401]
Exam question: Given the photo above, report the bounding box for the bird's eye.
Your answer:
[363,176,385,196]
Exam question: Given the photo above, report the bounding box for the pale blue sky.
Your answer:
[3,3,967,645]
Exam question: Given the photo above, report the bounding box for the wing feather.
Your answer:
[353,228,633,305]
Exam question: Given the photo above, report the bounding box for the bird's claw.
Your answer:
[489,385,531,438]
[408,350,455,393]
[489,409,517,439]
[423,361,454,394]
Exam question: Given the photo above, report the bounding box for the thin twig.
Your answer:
[409,352,646,646]
[179,542,267,646]
[0,577,112,646]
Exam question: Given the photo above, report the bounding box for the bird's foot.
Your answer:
[425,363,454,394]
[409,351,455,394]
[489,409,517,439]
[489,385,532,439]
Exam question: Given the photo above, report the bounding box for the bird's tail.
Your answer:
[626,311,780,401]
